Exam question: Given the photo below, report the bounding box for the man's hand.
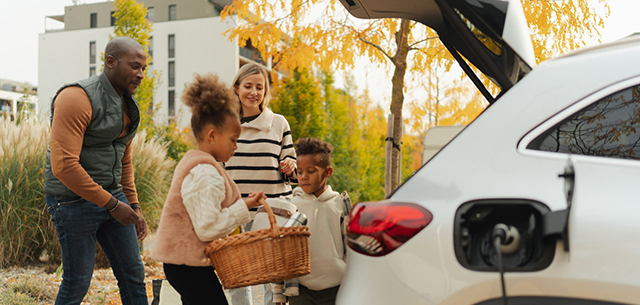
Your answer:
[109,201,140,227]
[133,208,148,241]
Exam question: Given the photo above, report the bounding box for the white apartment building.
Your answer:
[0,79,38,120]
[38,0,270,127]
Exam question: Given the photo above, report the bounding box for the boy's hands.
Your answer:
[244,191,267,209]
[280,159,296,175]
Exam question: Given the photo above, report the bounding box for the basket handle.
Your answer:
[258,198,280,238]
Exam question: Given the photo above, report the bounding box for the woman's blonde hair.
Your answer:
[232,63,271,114]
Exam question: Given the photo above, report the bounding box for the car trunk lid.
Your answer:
[339,0,535,103]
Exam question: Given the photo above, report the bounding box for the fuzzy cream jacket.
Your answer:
[150,150,248,266]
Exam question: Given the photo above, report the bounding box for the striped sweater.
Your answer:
[226,108,298,199]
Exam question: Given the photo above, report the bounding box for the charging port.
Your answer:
[454,199,556,272]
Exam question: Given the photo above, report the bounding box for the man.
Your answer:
[44,36,149,305]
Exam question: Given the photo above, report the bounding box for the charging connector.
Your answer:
[493,223,521,255]
[491,223,519,305]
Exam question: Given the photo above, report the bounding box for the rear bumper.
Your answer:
[336,248,428,305]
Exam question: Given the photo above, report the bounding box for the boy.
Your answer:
[285,137,349,305]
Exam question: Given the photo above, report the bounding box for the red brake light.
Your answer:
[346,201,433,257]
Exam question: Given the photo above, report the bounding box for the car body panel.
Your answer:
[337,35,640,305]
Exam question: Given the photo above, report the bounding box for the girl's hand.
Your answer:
[280,159,296,175]
[244,191,266,209]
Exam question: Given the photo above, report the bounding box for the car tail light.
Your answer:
[346,201,433,257]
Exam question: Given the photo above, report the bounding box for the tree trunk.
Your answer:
[385,19,410,197]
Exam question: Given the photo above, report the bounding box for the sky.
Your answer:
[1,0,639,88]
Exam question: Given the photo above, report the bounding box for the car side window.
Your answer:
[528,85,640,160]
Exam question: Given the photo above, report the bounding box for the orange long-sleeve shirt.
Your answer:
[49,87,138,207]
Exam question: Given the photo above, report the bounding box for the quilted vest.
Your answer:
[43,73,140,198]
[150,150,242,266]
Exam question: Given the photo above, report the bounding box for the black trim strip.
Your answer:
[283,130,291,137]
[282,144,294,149]
[282,155,297,160]
[441,38,495,104]
[475,296,626,305]
[436,0,513,91]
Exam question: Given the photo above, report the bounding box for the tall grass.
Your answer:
[0,116,174,267]
[0,116,57,268]
[130,130,175,231]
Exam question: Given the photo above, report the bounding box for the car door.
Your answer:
[517,77,640,303]
[338,0,535,103]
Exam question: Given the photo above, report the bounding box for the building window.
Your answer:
[90,67,96,77]
[169,5,176,21]
[239,39,266,65]
[111,11,116,26]
[168,90,175,117]
[168,34,175,58]
[90,13,97,28]
[168,61,175,87]
[1,100,11,113]
[213,5,222,16]
[89,41,96,64]
[147,7,154,22]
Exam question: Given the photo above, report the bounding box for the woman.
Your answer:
[225,63,297,305]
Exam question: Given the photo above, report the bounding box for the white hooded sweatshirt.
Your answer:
[291,185,347,291]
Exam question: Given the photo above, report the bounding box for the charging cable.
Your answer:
[492,224,520,305]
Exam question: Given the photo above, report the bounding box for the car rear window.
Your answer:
[528,85,640,160]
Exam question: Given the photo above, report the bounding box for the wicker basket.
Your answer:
[205,199,311,289]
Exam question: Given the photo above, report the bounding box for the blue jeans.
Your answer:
[46,192,148,305]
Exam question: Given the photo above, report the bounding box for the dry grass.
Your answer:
[0,255,165,305]
[0,117,174,267]
[0,116,57,268]
[130,130,175,231]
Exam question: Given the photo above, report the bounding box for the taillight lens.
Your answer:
[346,201,433,257]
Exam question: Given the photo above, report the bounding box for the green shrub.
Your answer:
[0,290,37,305]
[5,275,56,301]
[0,116,174,267]
[147,122,193,162]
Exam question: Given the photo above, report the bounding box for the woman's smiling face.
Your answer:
[236,73,266,116]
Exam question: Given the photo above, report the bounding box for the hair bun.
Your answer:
[182,73,238,117]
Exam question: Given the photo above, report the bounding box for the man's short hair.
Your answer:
[295,137,333,167]
[105,36,144,60]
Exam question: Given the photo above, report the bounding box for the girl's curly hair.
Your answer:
[182,73,239,140]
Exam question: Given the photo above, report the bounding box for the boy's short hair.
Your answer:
[295,138,333,167]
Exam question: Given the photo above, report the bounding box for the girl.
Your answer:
[224,64,297,304]
[150,74,266,305]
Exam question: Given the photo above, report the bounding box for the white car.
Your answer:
[337,0,640,304]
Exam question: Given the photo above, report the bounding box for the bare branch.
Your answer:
[409,36,439,48]
[274,0,310,23]
[333,19,393,60]
[358,37,393,60]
